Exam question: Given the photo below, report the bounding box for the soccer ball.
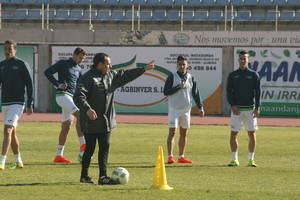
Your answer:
[111,167,130,184]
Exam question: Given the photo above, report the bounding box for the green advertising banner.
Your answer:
[234,47,300,116]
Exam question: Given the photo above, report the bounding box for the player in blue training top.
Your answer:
[163,55,204,164]
[45,47,86,163]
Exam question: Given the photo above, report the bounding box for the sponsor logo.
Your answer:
[173,33,190,45]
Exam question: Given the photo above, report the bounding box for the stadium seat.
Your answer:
[259,0,273,4]
[28,9,42,19]
[2,10,15,19]
[97,9,111,20]
[209,10,223,20]
[125,10,135,20]
[193,10,208,21]
[236,10,251,21]
[244,0,259,4]
[167,9,180,21]
[139,10,152,20]
[279,10,295,20]
[77,0,92,3]
[133,0,147,5]
[183,10,194,20]
[55,9,70,19]
[111,9,126,20]
[8,0,24,3]
[250,10,265,20]
[231,0,245,5]
[15,9,28,19]
[70,9,84,19]
[152,9,166,20]
[119,0,134,4]
[295,10,300,20]
[215,0,231,5]
[272,0,287,4]
[287,0,299,4]
[266,10,277,20]
[202,0,216,5]
[91,0,107,4]
[173,0,188,5]
[189,0,204,5]
[146,0,161,5]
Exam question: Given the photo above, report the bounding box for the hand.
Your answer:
[86,109,97,120]
[199,110,205,117]
[231,106,240,115]
[181,81,187,88]
[26,108,33,115]
[144,60,155,71]
[252,109,259,118]
[58,83,68,90]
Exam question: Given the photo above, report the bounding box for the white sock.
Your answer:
[179,154,184,158]
[249,152,255,161]
[168,154,173,157]
[56,145,65,156]
[231,152,238,161]
[0,155,7,163]
[78,136,86,146]
[14,154,22,163]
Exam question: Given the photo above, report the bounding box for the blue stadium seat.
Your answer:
[189,0,204,5]
[193,10,208,21]
[77,0,92,3]
[55,9,70,19]
[64,0,78,3]
[70,9,84,19]
[244,0,259,4]
[111,10,125,20]
[259,0,273,4]
[279,10,295,20]
[287,0,299,4]
[272,0,287,4]
[97,9,111,20]
[266,10,277,20]
[119,0,134,4]
[28,9,41,19]
[125,10,135,19]
[167,9,180,20]
[84,9,98,19]
[153,9,166,20]
[250,11,265,20]
[133,0,147,4]
[15,9,28,19]
[208,10,223,20]
[173,0,188,5]
[215,0,231,5]
[139,10,152,20]
[202,0,216,5]
[295,11,300,20]
[2,10,15,19]
[236,10,251,21]
[91,0,107,3]
[231,0,245,5]
[183,10,194,20]
[9,0,24,2]
[146,0,161,5]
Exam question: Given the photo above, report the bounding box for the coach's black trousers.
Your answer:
[81,132,111,178]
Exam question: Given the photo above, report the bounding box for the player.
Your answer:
[0,40,34,170]
[44,47,86,163]
[163,55,204,164]
[226,50,261,167]
[74,53,154,184]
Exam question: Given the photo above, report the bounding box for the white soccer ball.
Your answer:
[111,167,130,184]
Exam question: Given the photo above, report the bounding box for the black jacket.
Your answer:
[73,67,145,134]
[44,58,81,96]
[0,57,33,108]
[226,68,261,109]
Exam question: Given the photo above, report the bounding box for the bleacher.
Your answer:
[0,0,300,23]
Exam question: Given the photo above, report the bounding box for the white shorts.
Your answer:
[168,109,191,129]
[2,104,25,127]
[230,110,258,132]
[56,95,79,122]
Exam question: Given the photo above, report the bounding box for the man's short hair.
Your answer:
[177,55,187,63]
[239,50,249,56]
[73,47,86,56]
[4,40,17,48]
[92,53,109,68]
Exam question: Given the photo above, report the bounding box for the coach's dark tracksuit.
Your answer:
[0,57,33,108]
[73,67,146,178]
[226,68,261,109]
[44,58,81,96]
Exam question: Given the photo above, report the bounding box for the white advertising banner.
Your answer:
[234,47,300,116]
[52,46,222,114]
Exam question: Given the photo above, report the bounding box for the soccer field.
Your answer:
[0,123,299,200]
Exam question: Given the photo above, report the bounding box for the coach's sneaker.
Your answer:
[247,160,257,167]
[228,160,240,167]
[53,155,72,163]
[98,176,118,185]
[78,144,86,163]
[177,157,192,164]
[9,162,24,169]
[0,162,4,170]
[167,156,175,164]
[80,176,94,184]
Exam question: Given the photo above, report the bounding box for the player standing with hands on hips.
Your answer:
[0,40,34,170]
[226,50,261,167]
[73,53,154,185]
[163,55,204,164]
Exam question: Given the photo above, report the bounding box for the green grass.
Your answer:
[0,123,299,200]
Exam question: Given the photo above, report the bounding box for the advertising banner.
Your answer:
[52,46,223,114]
[234,47,300,116]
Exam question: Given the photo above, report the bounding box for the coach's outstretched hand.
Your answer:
[144,60,155,71]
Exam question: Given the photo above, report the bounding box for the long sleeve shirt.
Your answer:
[227,68,261,109]
[0,57,34,108]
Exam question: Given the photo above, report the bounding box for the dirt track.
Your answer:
[1,113,299,127]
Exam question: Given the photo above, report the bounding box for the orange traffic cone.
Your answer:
[151,145,173,190]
